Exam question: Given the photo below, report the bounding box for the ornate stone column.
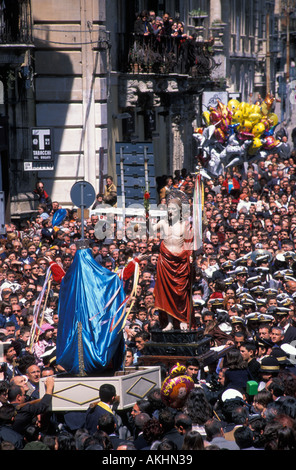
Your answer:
[210,0,222,23]
[209,0,227,79]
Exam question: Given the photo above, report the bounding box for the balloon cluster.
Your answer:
[194,93,283,176]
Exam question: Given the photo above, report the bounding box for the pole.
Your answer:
[78,321,86,376]
[190,169,204,330]
[120,146,126,228]
[286,0,290,84]
[144,146,149,240]
[80,182,85,240]
[266,8,271,95]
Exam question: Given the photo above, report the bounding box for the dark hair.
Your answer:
[157,439,178,450]
[185,357,199,368]
[234,426,255,449]
[281,397,296,420]
[146,387,165,413]
[24,425,40,442]
[134,412,151,431]
[204,418,223,441]
[56,431,76,451]
[99,383,116,403]
[142,418,163,444]
[8,385,23,403]
[267,378,285,399]
[134,331,150,342]
[254,389,273,408]
[224,348,247,370]
[42,435,58,451]
[0,380,9,396]
[264,422,296,450]
[231,406,249,425]
[175,412,192,432]
[97,412,116,434]
[241,340,258,355]
[264,400,285,423]
[91,430,113,450]
[278,371,296,398]
[0,404,17,424]
[185,387,213,425]
[182,430,204,450]
[1,302,12,314]
[249,416,267,448]
[158,409,176,433]
[134,399,152,414]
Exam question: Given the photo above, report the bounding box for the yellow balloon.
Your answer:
[261,102,269,116]
[249,113,262,124]
[267,113,279,127]
[228,99,240,112]
[253,104,261,114]
[252,122,265,137]
[202,111,210,126]
[248,137,263,155]
[241,120,253,132]
[239,101,247,113]
[232,110,243,124]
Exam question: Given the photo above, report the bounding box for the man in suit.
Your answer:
[2,343,21,382]
[85,383,118,435]
[96,412,128,449]
[133,413,151,449]
[275,309,296,344]
[204,418,240,450]
[158,409,184,450]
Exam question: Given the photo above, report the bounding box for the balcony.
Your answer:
[0,0,33,46]
[117,33,218,79]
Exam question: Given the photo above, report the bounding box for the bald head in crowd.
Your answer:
[285,280,296,294]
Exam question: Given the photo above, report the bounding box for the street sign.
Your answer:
[70,181,96,209]
[24,161,54,171]
[0,192,4,235]
[70,181,96,241]
[31,128,53,162]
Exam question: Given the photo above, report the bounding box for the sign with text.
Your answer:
[24,161,54,171]
[31,128,53,161]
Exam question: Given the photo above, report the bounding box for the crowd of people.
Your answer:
[0,126,296,450]
[130,9,214,75]
[133,9,192,41]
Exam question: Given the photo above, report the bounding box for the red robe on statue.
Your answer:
[154,242,191,327]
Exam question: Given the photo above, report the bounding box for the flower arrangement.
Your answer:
[189,9,208,17]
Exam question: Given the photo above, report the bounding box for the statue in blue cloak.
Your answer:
[56,247,127,376]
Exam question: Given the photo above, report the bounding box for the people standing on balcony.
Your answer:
[162,13,173,36]
[148,11,156,25]
[172,21,192,74]
[161,12,173,53]
[134,10,154,36]
[151,16,163,37]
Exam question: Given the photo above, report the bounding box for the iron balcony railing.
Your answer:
[0,0,33,45]
[117,33,218,78]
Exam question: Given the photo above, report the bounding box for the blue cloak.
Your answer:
[56,248,126,375]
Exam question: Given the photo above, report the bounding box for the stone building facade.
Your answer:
[0,0,294,221]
